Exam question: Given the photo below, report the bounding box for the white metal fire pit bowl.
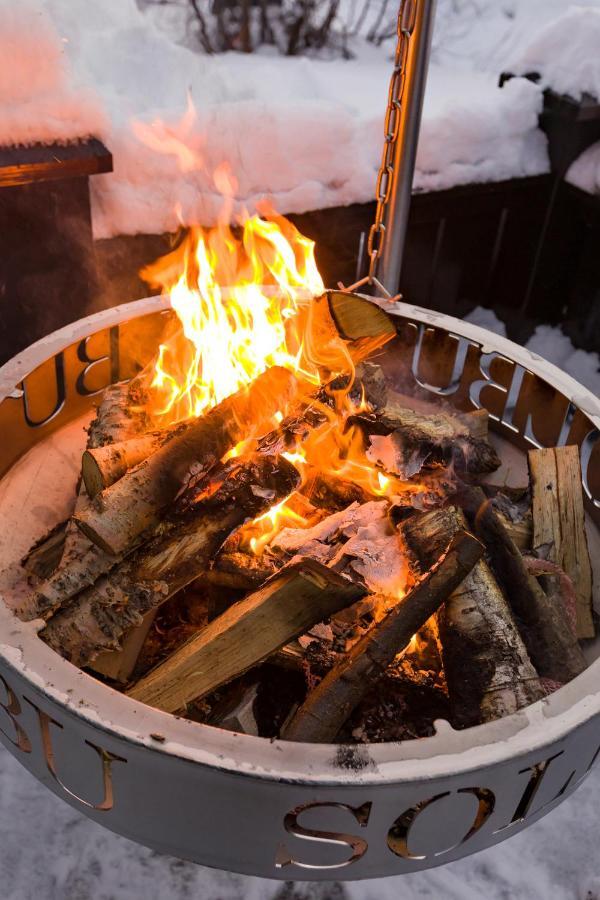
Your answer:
[0,293,599,881]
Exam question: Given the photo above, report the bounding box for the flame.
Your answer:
[137,105,426,592]
[142,208,328,424]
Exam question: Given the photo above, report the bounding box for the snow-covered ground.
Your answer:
[0,741,599,900]
[2,1,600,237]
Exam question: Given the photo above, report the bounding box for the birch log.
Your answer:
[82,426,183,498]
[401,507,545,727]
[74,366,301,556]
[42,455,300,668]
[20,383,145,621]
[528,446,594,639]
[282,530,483,742]
[459,486,586,684]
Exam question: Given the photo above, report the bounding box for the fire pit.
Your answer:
[0,291,599,879]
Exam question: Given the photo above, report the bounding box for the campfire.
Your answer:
[17,209,594,744]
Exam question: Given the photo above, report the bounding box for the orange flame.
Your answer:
[137,104,425,567]
[142,209,326,424]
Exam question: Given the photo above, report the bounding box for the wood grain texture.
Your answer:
[402,507,544,727]
[127,560,365,713]
[460,485,587,683]
[42,456,300,668]
[282,531,484,743]
[529,445,594,639]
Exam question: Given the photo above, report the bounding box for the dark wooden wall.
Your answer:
[2,170,599,366]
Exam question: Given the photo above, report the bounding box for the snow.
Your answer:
[0,4,107,147]
[567,141,600,195]
[3,0,600,237]
[0,743,599,899]
[0,0,569,238]
[509,5,600,101]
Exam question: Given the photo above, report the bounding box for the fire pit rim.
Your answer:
[1,294,599,787]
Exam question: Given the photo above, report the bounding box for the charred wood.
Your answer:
[74,366,301,556]
[459,486,586,684]
[282,530,483,742]
[355,395,501,479]
[401,507,545,727]
[41,455,300,668]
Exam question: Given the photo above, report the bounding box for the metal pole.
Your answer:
[378,0,437,296]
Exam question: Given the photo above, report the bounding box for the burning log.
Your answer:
[74,366,301,557]
[271,500,407,595]
[282,530,483,742]
[127,560,365,713]
[459,486,587,684]
[400,507,545,727]
[302,471,371,511]
[81,321,392,500]
[357,397,501,479]
[41,455,300,668]
[528,446,594,639]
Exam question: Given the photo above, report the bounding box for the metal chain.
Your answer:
[366,0,417,285]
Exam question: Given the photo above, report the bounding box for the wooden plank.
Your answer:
[0,139,112,187]
[529,446,594,639]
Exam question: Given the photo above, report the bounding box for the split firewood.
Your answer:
[352,361,388,409]
[91,610,157,684]
[528,446,594,639]
[21,520,68,579]
[41,455,301,668]
[211,683,260,736]
[400,507,545,727]
[489,487,532,552]
[459,486,586,684]
[326,291,396,343]
[19,383,146,622]
[127,559,366,713]
[74,366,301,557]
[282,530,483,743]
[355,396,501,479]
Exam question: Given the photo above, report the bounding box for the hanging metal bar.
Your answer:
[377,0,437,296]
